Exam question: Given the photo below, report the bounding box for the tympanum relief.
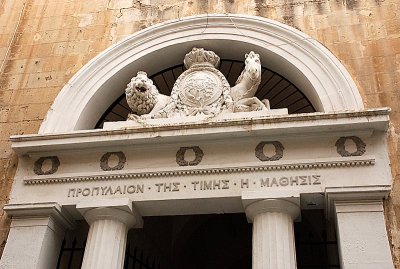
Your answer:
[125,48,271,121]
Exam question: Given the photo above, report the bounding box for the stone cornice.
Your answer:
[11,108,389,155]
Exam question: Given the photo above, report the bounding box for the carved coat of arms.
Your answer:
[125,48,270,121]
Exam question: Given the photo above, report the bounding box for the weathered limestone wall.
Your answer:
[0,0,399,265]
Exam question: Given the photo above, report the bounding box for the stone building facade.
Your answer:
[0,0,399,268]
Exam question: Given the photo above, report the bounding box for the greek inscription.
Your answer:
[155,182,180,192]
[114,186,122,195]
[313,175,321,185]
[203,180,212,190]
[299,175,307,185]
[222,180,229,189]
[68,184,144,198]
[101,186,108,195]
[33,156,60,175]
[105,186,112,195]
[191,180,230,190]
[255,141,284,161]
[127,185,136,193]
[82,188,90,196]
[67,175,321,198]
[92,187,99,196]
[100,152,126,171]
[192,181,199,190]
[259,175,321,188]
[260,179,268,187]
[270,178,278,187]
[279,177,289,186]
[335,136,366,157]
[68,188,75,197]
[176,146,204,166]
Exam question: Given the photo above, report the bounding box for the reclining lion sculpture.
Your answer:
[125,71,170,120]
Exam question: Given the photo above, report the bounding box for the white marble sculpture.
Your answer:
[230,51,270,112]
[125,71,170,120]
[125,48,269,121]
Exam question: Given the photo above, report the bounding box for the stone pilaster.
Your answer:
[334,200,393,269]
[326,188,394,269]
[0,203,75,269]
[77,199,142,269]
[245,199,300,269]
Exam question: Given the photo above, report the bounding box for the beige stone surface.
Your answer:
[0,0,399,265]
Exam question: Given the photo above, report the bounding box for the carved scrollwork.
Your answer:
[100,151,126,171]
[176,146,204,166]
[255,141,284,161]
[335,136,366,157]
[33,156,60,175]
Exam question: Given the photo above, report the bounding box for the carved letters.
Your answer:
[68,184,144,198]
[255,141,284,161]
[66,175,322,198]
[176,146,204,166]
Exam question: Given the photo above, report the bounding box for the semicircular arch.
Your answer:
[39,14,364,134]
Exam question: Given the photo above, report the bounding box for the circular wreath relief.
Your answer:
[176,146,204,166]
[335,136,366,157]
[33,156,60,175]
[255,141,284,161]
[100,151,126,171]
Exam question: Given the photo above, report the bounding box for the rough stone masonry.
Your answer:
[0,0,399,266]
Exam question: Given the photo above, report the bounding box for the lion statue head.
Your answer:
[125,71,159,115]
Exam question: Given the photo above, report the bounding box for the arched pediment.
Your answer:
[39,14,364,134]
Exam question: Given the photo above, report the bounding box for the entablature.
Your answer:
[8,108,392,218]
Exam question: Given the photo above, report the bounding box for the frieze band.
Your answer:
[32,137,367,175]
[25,158,375,185]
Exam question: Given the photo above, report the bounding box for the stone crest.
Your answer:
[125,47,274,121]
[153,48,232,118]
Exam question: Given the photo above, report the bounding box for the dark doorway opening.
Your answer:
[57,210,339,269]
[126,213,252,269]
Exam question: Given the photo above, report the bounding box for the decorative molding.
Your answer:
[255,141,284,161]
[335,136,366,157]
[33,156,60,175]
[176,146,204,166]
[24,158,375,185]
[100,151,126,171]
[11,109,389,156]
[4,202,75,230]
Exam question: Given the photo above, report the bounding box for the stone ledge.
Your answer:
[10,108,390,155]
